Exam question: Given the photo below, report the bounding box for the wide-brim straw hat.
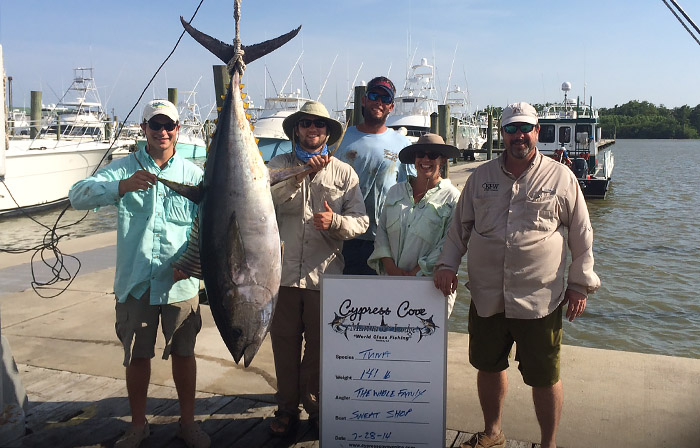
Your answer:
[398,133,460,164]
[282,100,344,147]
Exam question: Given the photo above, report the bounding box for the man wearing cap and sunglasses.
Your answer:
[433,102,600,448]
[267,100,368,436]
[69,100,210,448]
[334,76,415,276]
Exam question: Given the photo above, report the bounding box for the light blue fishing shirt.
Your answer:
[334,126,415,240]
[68,147,203,305]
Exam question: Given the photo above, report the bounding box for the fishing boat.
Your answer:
[0,66,132,216]
[537,82,614,199]
[386,57,439,142]
[445,84,485,153]
[252,89,311,162]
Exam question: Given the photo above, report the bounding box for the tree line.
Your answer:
[479,101,700,139]
[598,101,700,139]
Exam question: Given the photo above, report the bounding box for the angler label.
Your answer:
[320,276,447,448]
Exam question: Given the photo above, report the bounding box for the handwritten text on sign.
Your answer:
[320,276,447,448]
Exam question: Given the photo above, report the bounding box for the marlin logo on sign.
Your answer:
[482,182,499,192]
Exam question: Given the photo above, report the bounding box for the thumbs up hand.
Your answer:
[313,201,334,230]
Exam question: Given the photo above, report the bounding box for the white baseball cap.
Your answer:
[142,99,179,123]
[501,102,538,126]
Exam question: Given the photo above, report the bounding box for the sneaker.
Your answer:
[176,421,211,448]
[114,422,150,448]
[460,431,506,448]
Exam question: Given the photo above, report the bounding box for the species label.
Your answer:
[320,276,447,448]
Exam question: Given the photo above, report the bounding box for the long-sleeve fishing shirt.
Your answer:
[436,150,601,319]
[268,154,369,290]
[368,178,461,314]
[68,147,203,305]
[368,178,460,277]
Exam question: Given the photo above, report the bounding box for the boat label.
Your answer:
[320,276,447,448]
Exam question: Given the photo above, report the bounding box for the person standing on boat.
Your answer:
[69,99,210,448]
[334,76,415,275]
[367,133,460,315]
[267,101,369,436]
[433,102,600,448]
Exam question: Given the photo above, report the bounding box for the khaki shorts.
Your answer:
[115,290,202,367]
[468,302,562,387]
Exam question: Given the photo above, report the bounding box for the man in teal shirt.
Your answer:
[69,100,210,448]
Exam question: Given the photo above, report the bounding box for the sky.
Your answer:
[1,0,700,123]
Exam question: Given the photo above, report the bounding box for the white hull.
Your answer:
[0,138,122,215]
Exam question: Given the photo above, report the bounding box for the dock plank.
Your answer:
[14,365,545,447]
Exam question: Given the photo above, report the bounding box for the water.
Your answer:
[447,139,700,359]
[2,143,699,358]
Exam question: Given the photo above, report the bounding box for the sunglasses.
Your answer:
[366,91,393,104]
[415,151,441,160]
[503,123,536,134]
[147,120,178,132]
[298,119,327,129]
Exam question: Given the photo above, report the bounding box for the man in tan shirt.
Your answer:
[434,102,600,448]
[267,101,368,436]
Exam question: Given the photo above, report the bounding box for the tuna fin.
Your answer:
[180,17,235,63]
[180,16,301,66]
[172,211,202,279]
[241,26,302,65]
[268,165,311,186]
[158,178,203,204]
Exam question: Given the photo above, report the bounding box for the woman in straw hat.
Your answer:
[368,133,461,315]
[267,101,368,436]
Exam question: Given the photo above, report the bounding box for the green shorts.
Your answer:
[468,302,562,387]
[115,290,202,367]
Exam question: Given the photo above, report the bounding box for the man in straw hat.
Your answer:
[267,100,368,436]
[334,76,415,275]
[434,102,600,448]
[368,133,461,315]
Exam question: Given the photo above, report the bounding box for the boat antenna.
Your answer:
[443,43,458,104]
[317,53,338,101]
[265,66,280,98]
[296,63,312,99]
[342,62,363,110]
[662,0,700,46]
[279,51,304,94]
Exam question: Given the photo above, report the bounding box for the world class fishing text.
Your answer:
[338,299,427,322]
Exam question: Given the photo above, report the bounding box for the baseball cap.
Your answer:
[366,76,396,101]
[142,99,179,123]
[501,102,538,126]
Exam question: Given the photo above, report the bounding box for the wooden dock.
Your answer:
[16,364,540,448]
[599,139,615,149]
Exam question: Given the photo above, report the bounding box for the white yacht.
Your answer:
[445,85,485,152]
[0,65,132,216]
[386,57,439,142]
[252,89,311,162]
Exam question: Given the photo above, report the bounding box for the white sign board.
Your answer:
[320,275,447,448]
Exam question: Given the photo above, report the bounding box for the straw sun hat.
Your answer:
[282,101,343,147]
